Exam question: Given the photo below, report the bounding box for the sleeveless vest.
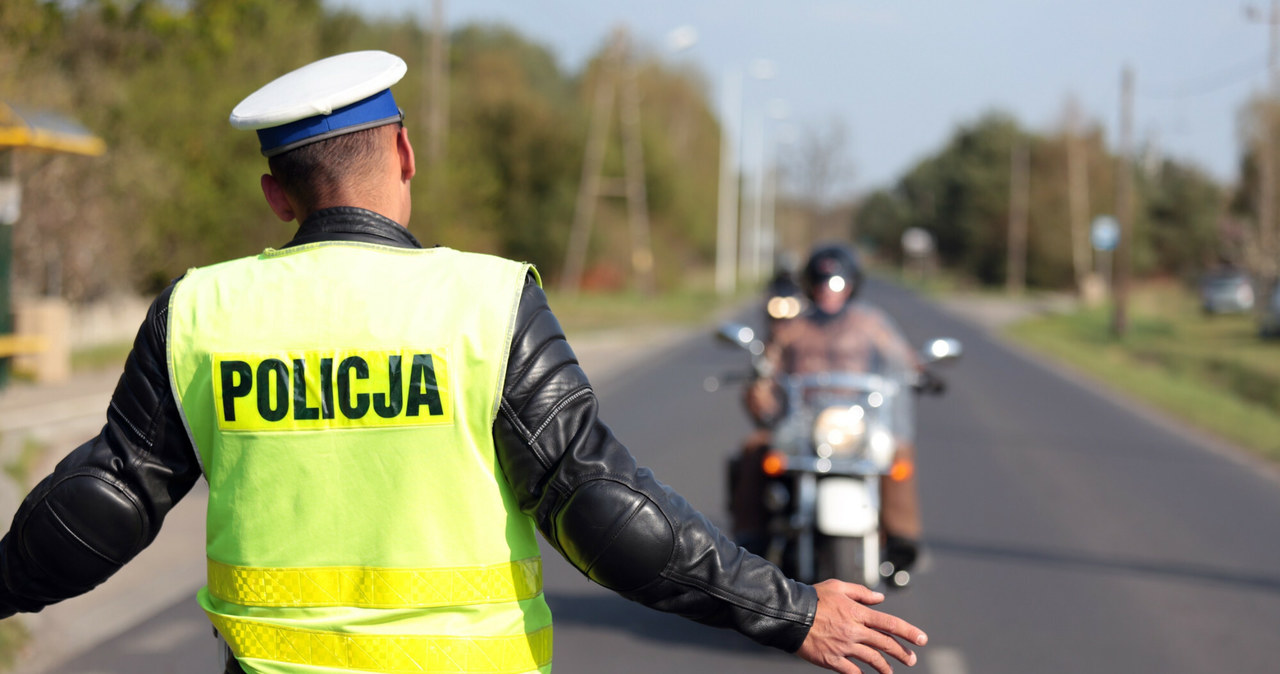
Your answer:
[167,241,552,674]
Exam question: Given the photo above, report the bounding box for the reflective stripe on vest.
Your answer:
[167,242,549,674]
[207,614,552,674]
[208,557,542,608]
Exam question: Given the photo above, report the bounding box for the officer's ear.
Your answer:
[260,173,297,222]
[395,126,415,183]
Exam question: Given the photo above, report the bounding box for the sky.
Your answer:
[327,0,1277,195]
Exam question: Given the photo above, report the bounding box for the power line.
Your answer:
[1137,52,1268,100]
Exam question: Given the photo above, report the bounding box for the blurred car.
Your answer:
[1259,283,1280,338]
[1199,270,1255,315]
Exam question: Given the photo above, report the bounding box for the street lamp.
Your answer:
[716,59,775,295]
[744,98,790,284]
[758,102,792,281]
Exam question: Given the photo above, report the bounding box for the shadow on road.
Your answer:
[927,534,1280,594]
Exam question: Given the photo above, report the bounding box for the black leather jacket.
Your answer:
[0,208,816,653]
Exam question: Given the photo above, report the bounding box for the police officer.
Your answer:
[0,52,926,674]
[737,243,926,586]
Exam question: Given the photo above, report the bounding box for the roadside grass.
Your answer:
[1004,281,1280,463]
[0,620,28,671]
[3,437,47,490]
[543,286,748,335]
[70,342,131,373]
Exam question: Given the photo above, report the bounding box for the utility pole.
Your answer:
[715,70,742,296]
[1246,0,1280,286]
[618,36,656,296]
[1265,0,1280,285]
[1006,140,1029,295]
[1111,66,1135,338]
[1259,0,1278,285]
[0,150,14,388]
[426,0,448,171]
[1064,99,1093,298]
[559,27,654,295]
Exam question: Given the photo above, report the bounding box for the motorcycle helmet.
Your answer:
[801,243,863,317]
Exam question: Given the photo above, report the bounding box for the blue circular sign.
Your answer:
[1091,215,1119,252]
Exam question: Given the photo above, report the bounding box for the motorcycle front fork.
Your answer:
[793,472,818,582]
[783,472,884,585]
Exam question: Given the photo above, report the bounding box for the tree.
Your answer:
[781,116,854,249]
[854,109,1225,290]
[3,6,729,302]
[1234,95,1280,287]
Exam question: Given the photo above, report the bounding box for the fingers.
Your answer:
[848,644,894,674]
[860,624,918,667]
[836,580,885,606]
[860,604,928,649]
[820,653,863,674]
[798,579,928,672]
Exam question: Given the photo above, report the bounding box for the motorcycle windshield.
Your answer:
[775,348,916,468]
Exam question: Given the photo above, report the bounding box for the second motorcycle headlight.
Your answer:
[767,295,803,320]
[813,405,866,458]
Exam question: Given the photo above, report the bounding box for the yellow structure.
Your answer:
[0,101,105,157]
[0,100,105,386]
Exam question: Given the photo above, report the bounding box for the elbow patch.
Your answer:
[22,473,144,588]
[555,479,674,592]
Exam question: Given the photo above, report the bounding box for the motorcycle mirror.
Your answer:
[716,323,761,352]
[922,337,963,363]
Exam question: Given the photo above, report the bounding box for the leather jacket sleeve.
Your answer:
[492,277,817,653]
[0,283,202,618]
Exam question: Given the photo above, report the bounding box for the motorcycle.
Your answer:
[714,322,960,587]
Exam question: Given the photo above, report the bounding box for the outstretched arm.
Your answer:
[0,284,202,617]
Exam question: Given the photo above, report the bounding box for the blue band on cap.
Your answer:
[256,88,401,156]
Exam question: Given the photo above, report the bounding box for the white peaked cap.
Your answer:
[230,51,407,156]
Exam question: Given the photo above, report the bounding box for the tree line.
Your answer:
[2,0,1265,307]
[2,0,720,302]
[854,104,1267,294]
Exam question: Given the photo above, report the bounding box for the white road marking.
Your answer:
[929,646,969,674]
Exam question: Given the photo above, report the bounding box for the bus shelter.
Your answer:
[0,101,105,388]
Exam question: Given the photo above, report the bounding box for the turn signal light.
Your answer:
[889,457,914,482]
[762,452,787,476]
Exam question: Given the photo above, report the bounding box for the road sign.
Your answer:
[1091,215,1119,252]
[901,227,934,257]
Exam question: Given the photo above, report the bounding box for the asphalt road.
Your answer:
[40,278,1280,673]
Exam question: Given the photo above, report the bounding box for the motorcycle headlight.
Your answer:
[813,405,866,458]
[868,429,895,469]
[767,295,803,320]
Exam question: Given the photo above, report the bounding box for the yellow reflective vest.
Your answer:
[167,241,552,674]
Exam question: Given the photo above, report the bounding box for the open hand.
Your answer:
[795,579,927,674]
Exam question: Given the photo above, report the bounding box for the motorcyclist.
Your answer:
[732,242,924,586]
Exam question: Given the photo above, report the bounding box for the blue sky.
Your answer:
[328,0,1273,195]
